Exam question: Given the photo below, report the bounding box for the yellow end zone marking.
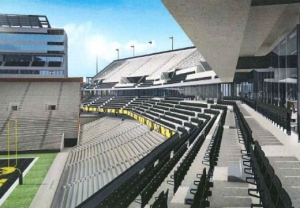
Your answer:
[0,167,16,175]
[0,179,7,187]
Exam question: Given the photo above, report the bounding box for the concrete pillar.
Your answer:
[231,83,235,97]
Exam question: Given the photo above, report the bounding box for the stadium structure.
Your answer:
[0,1,300,208]
[0,14,68,78]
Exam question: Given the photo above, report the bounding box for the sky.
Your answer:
[1,0,193,78]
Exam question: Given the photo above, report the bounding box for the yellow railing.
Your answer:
[82,106,176,138]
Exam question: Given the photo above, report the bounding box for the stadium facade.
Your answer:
[1,2,300,208]
[0,14,68,78]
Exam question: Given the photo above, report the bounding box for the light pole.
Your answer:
[169,36,174,50]
[131,45,135,57]
[116,49,119,60]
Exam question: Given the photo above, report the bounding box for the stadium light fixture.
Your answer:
[116,49,119,60]
[131,45,135,57]
[169,36,174,50]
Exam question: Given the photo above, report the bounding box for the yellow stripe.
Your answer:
[161,126,166,136]
[166,129,171,138]
[0,179,7,187]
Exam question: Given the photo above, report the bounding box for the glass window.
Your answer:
[0,44,64,52]
[0,33,64,42]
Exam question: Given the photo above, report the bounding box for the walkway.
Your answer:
[30,149,70,208]
[210,107,253,208]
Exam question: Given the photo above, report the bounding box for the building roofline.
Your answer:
[116,46,196,61]
[0,14,51,28]
[0,77,83,82]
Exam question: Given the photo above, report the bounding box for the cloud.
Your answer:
[62,21,156,78]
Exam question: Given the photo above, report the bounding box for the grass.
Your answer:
[0,153,57,208]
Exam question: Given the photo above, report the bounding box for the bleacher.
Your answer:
[0,79,81,152]
[103,96,136,109]
[89,47,215,90]
[55,117,167,208]
[60,95,297,208]
[51,97,225,207]
[84,95,114,108]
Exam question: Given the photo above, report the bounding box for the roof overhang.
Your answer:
[161,0,300,82]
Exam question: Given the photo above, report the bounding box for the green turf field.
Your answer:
[0,153,57,208]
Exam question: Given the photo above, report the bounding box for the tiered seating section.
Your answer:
[79,96,298,207]
[56,117,167,208]
[125,98,210,133]
[0,81,81,152]
[70,97,235,208]
[87,47,215,90]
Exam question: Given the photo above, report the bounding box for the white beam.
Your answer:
[240,5,286,57]
[161,0,252,82]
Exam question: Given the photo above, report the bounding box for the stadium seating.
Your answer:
[69,97,223,208]
[103,96,136,109]
[246,141,293,208]
[240,97,292,135]
[174,49,204,70]
[73,97,296,208]
[227,101,294,208]
[150,189,168,208]
[85,95,114,107]
[167,71,195,84]
[185,168,212,208]
[90,47,215,90]
[56,117,167,208]
[0,81,81,152]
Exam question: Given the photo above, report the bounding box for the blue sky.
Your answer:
[1,0,193,78]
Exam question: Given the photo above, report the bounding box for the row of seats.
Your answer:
[73,97,226,208]
[127,99,213,134]
[234,104,253,152]
[183,108,226,208]
[173,133,206,193]
[150,189,168,208]
[232,102,294,208]
[256,100,292,135]
[84,95,114,107]
[139,108,219,207]
[103,96,136,109]
[139,114,217,208]
[56,117,166,208]
[240,96,292,135]
[186,168,212,208]
[247,141,292,208]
